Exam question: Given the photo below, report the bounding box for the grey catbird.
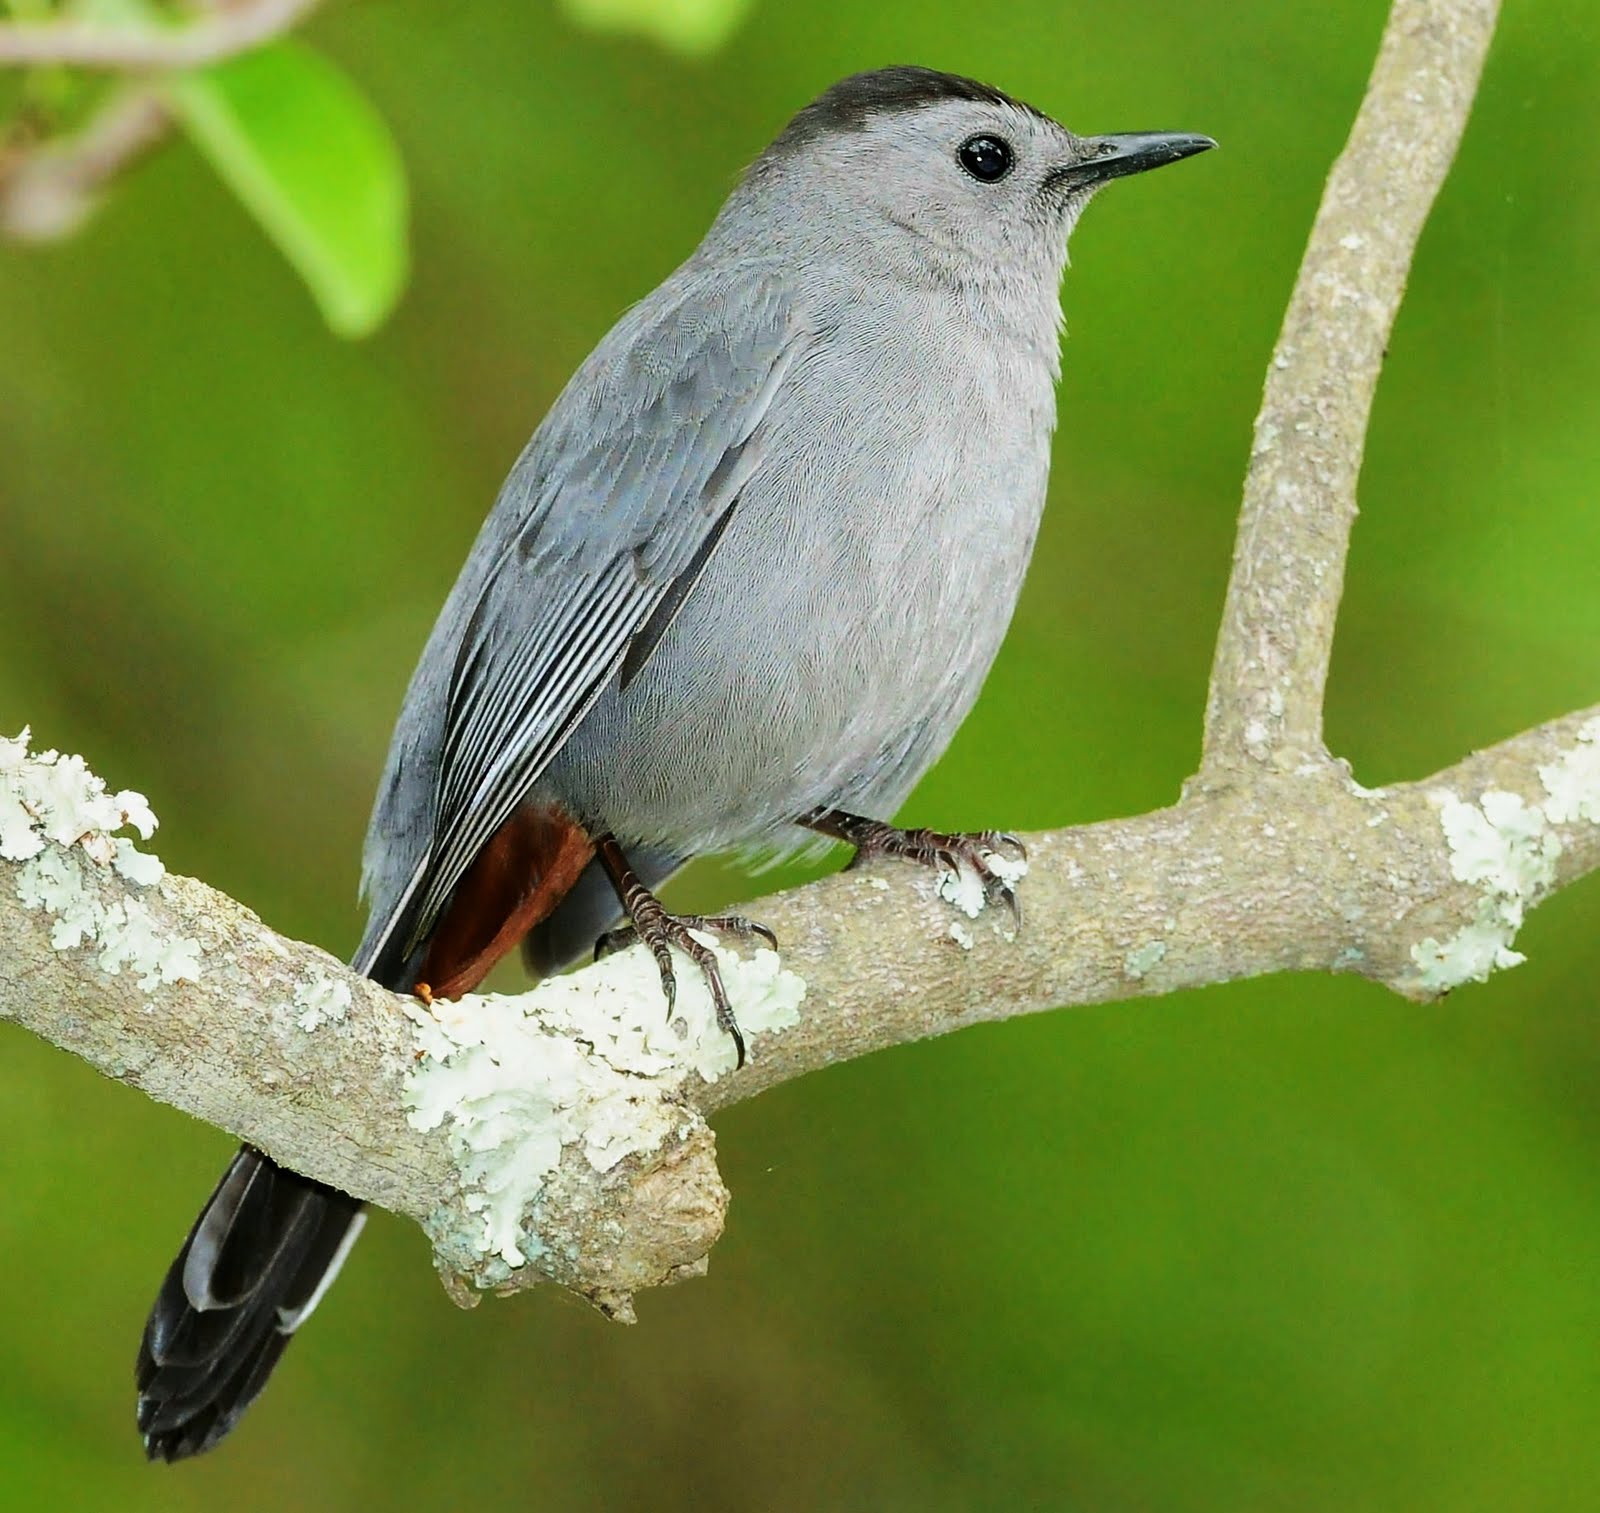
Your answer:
[134,65,1211,1459]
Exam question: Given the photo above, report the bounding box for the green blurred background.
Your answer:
[4,0,1600,1507]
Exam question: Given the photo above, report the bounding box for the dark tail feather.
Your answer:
[136,1146,365,1462]
[137,803,615,1461]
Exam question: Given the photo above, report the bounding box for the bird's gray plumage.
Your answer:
[356,70,1154,981]
[139,66,1211,1461]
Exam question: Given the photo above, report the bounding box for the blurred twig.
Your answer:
[1197,0,1501,782]
[0,0,322,68]
[0,0,331,241]
[0,84,167,238]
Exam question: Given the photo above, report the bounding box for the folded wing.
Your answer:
[356,272,807,985]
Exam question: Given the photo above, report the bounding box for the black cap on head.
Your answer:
[768,66,1049,156]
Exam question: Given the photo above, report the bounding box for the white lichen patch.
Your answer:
[0,728,157,860]
[1411,922,1524,990]
[404,938,804,1269]
[1124,940,1168,980]
[113,837,164,886]
[1440,790,1559,897]
[294,975,353,1032]
[937,866,986,918]
[985,850,1029,889]
[947,921,974,951]
[1539,716,1600,827]
[3,728,198,990]
[1409,789,1561,992]
[935,850,1029,920]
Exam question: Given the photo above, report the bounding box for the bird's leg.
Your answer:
[592,834,776,1067]
[799,808,1027,921]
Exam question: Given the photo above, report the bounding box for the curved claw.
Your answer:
[690,948,746,1068]
[980,830,1028,862]
[695,913,779,951]
[983,873,1024,926]
[656,957,678,1016]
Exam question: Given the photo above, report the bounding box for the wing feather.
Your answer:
[356,271,807,978]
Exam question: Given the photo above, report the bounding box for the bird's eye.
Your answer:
[957,134,1014,183]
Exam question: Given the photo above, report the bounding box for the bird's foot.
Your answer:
[595,836,776,1067]
[596,912,777,962]
[801,809,1028,922]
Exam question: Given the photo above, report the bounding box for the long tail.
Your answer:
[136,1148,365,1461]
[136,800,605,1461]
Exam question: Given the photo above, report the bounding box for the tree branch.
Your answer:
[0,85,169,240]
[4,704,1598,1313]
[0,0,322,70]
[4,0,1595,1327]
[1198,0,1501,782]
[0,0,333,240]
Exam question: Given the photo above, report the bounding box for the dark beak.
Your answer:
[1046,131,1216,193]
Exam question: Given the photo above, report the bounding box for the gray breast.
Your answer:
[540,280,1058,853]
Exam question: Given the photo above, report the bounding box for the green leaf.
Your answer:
[164,41,409,338]
[558,0,754,57]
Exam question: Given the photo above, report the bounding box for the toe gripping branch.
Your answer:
[594,834,776,1067]
[590,812,1024,1068]
[799,808,1027,920]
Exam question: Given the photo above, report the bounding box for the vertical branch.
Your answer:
[1196,0,1500,785]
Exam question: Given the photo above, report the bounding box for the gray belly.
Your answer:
[541,376,1052,853]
